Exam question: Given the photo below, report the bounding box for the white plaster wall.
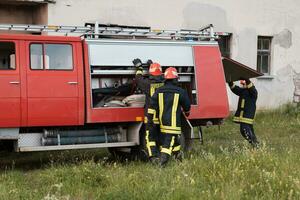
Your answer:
[48,0,300,109]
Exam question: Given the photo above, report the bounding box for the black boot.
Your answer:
[173,151,184,162]
[160,153,170,167]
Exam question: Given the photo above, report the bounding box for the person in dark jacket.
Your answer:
[229,78,259,147]
[133,58,164,160]
[148,67,191,166]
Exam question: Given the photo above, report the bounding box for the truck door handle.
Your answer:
[9,81,20,84]
[67,81,78,85]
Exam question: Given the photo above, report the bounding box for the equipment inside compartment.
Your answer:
[90,65,197,108]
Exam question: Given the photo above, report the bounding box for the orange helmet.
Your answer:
[164,67,178,79]
[149,63,162,76]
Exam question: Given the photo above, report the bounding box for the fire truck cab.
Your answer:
[0,23,257,153]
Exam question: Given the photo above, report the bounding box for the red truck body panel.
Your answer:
[0,34,85,128]
[192,46,229,119]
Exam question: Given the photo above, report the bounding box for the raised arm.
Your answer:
[245,79,258,99]
[229,82,243,96]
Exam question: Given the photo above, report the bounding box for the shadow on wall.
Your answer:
[182,2,231,31]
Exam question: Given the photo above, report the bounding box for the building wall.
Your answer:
[35,1,300,108]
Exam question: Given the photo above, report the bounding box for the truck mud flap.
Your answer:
[222,57,263,82]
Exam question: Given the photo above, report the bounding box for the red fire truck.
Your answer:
[0,23,261,153]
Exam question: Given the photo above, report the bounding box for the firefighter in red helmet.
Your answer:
[148,67,191,166]
[133,58,164,161]
[229,78,259,147]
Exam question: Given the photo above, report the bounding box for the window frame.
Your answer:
[0,41,17,71]
[257,36,272,75]
[29,42,74,71]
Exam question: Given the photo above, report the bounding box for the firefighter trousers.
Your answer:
[160,133,181,166]
[145,123,161,158]
[240,123,258,146]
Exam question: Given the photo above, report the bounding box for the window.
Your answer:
[30,43,73,70]
[0,42,16,70]
[257,36,272,74]
[218,34,231,58]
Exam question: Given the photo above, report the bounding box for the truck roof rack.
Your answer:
[0,22,230,40]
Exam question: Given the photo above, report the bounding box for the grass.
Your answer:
[0,104,300,200]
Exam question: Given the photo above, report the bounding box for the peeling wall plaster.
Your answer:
[274,29,292,49]
[182,2,231,31]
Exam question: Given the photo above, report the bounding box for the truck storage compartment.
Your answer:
[16,122,142,152]
[85,39,199,123]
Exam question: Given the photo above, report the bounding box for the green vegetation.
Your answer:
[0,105,300,200]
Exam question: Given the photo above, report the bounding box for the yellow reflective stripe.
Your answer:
[233,116,254,124]
[161,136,175,155]
[144,116,148,123]
[148,142,156,146]
[150,83,164,96]
[161,129,181,134]
[170,136,175,152]
[150,86,155,97]
[241,99,245,109]
[240,110,244,118]
[160,124,181,131]
[173,145,181,152]
[171,93,179,128]
[247,83,253,88]
[148,108,156,114]
[145,130,152,157]
[158,93,164,124]
[161,148,172,155]
[153,120,159,124]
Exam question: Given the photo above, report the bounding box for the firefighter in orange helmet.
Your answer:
[133,58,164,161]
[148,67,191,166]
[229,78,259,147]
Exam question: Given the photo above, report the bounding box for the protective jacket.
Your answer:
[148,81,191,134]
[230,82,257,124]
[135,71,164,118]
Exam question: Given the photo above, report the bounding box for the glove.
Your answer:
[132,58,142,68]
[146,59,153,67]
[184,111,190,117]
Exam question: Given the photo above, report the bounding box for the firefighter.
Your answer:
[133,58,164,161]
[148,67,191,166]
[229,78,259,147]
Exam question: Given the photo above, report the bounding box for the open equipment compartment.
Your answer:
[86,39,199,110]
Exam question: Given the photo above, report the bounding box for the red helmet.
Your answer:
[164,67,178,79]
[149,63,162,76]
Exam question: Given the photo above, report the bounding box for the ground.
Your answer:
[0,105,299,200]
